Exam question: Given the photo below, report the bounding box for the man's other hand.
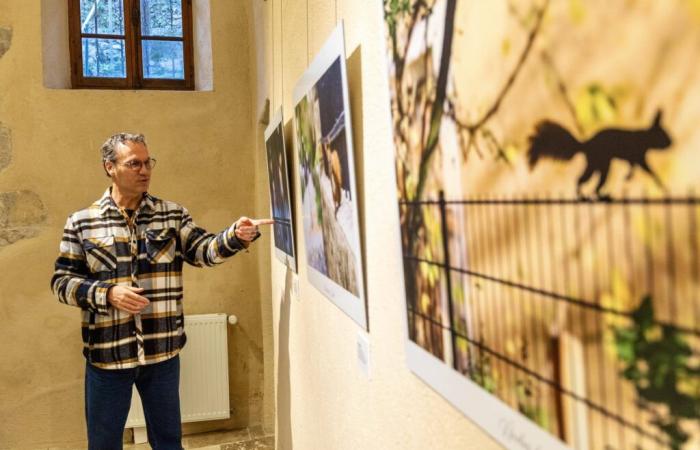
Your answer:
[107,286,150,314]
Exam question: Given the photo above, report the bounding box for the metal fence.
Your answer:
[399,192,700,450]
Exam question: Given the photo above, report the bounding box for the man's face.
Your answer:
[106,141,152,196]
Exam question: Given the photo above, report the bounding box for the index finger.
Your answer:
[252,218,275,226]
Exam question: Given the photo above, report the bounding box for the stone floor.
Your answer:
[125,427,275,450]
[40,427,274,450]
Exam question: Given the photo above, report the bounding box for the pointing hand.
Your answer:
[234,217,274,243]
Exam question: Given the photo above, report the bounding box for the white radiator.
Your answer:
[126,313,230,439]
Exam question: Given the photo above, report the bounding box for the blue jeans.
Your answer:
[85,355,183,450]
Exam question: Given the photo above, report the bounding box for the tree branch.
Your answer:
[507,1,582,134]
[414,0,458,202]
[454,0,549,133]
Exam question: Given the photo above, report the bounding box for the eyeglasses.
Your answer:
[117,158,157,171]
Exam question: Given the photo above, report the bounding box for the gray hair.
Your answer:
[101,132,147,177]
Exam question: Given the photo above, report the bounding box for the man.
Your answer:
[51,133,272,449]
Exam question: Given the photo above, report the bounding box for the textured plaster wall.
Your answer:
[248,0,276,434]
[0,1,272,448]
[252,0,501,449]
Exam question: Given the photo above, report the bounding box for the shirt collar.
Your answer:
[98,187,157,216]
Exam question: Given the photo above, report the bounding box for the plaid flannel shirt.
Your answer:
[51,188,250,369]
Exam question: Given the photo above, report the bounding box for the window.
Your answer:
[68,0,194,90]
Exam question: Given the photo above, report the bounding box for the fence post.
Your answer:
[438,190,459,369]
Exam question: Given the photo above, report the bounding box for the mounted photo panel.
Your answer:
[382,1,700,449]
[293,22,367,330]
[264,107,297,273]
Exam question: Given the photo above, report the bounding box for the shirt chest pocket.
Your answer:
[84,235,117,273]
[145,228,177,264]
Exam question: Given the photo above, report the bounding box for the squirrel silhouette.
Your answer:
[527,110,672,198]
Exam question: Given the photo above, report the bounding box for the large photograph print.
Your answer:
[383,1,700,449]
[293,23,367,329]
[264,107,297,272]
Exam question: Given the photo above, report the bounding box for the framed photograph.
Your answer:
[381,1,700,449]
[264,107,297,272]
[292,22,367,330]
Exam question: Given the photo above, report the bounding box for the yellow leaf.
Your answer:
[505,339,517,356]
[427,264,436,287]
[457,339,468,353]
[420,261,429,279]
[677,376,700,397]
[504,143,519,163]
[429,265,440,285]
[686,0,700,23]
[600,270,634,357]
[602,327,617,360]
[574,83,619,136]
[501,38,511,57]
[569,0,586,24]
[607,270,633,310]
[405,174,417,200]
[421,293,431,313]
[592,91,616,124]
[644,325,662,342]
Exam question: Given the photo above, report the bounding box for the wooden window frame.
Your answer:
[68,0,194,90]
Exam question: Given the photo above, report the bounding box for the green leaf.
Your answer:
[611,293,700,446]
[622,365,641,381]
[632,295,655,330]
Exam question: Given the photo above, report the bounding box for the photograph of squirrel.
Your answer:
[527,109,672,199]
